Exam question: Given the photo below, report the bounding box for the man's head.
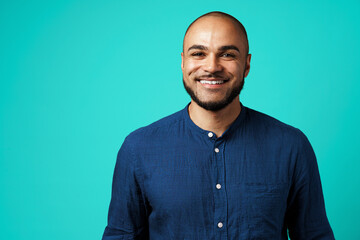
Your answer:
[181,11,251,111]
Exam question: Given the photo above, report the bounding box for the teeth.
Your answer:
[200,80,225,85]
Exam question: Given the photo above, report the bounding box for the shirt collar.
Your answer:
[182,102,247,139]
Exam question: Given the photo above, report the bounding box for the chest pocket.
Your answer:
[243,182,289,237]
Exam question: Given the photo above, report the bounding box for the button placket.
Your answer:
[213,140,228,238]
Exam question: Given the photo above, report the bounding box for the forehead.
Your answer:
[184,16,246,52]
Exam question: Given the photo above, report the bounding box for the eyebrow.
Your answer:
[219,45,240,52]
[188,45,208,52]
[187,44,240,53]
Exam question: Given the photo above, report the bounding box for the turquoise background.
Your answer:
[1,0,359,239]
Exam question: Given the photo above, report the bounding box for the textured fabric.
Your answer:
[102,103,334,240]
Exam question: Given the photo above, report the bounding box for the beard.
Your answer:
[183,77,244,111]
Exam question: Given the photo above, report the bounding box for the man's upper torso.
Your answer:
[103,103,334,240]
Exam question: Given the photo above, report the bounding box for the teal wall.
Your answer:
[1,0,359,239]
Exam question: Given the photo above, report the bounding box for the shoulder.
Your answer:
[244,106,309,146]
[243,106,316,172]
[124,108,185,147]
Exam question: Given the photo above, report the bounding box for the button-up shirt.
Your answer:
[102,103,334,239]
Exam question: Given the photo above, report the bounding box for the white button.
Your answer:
[218,222,223,228]
[214,148,220,153]
[208,132,214,138]
[216,184,222,189]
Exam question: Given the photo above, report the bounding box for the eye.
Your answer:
[191,52,205,57]
[221,53,235,58]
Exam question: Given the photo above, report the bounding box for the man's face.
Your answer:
[181,16,251,111]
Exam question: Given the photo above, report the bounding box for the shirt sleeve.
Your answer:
[102,138,149,240]
[285,131,335,240]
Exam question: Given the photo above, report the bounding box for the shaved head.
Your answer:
[181,11,252,111]
[183,11,249,55]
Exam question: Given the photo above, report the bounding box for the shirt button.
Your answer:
[218,222,223,228]
[216,184,222,189]
[214,148,220,153]
[208,132,214,138]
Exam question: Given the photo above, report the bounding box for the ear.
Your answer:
[244,54,251,78]
[181,52,184,70]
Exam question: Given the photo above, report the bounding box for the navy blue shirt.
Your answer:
[103,103,334,239]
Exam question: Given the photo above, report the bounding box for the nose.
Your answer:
[203,54,222,73]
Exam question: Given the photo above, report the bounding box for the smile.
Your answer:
[199,80,226,85]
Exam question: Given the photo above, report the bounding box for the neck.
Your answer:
[188,97,241,137]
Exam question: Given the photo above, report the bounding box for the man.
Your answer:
[102,11,334,239]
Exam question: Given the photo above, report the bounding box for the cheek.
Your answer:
[226,64,244,77]
[184,60,201,75]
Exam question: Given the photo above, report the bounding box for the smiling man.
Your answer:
[102,12,334,239]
